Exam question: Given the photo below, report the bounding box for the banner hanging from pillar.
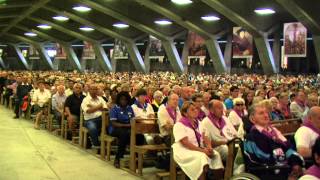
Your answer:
[113,39,128,59]
[283,22,307,57]
[29,45,40,60]
[82,41,95,60]
[149,35,165,62]
[187,31,206,65]
[55,43,67,60]
[232,27,253,58]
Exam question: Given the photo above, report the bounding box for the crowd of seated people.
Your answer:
[0,70,320,179]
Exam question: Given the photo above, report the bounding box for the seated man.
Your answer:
[51,85,66,127]
[244,103,303,179]
[157,93,181,146]
[33,81,51,129]
[201,100,238,161]
[81,83,107,149]
[290,90,308,119]
[300,138,320,180]
[295,106,320,159]
[64,83,85,138]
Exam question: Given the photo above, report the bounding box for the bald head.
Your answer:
[308,106,320,129]
[209,99,224,118]
[167,93,179,109]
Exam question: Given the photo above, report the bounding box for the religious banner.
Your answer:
[149,35,165,62]
[113,39,128,59]
[82,41,95,60]
[232,27,253,58]
[29,45,40,60]
[187,31,206,63]
[283,22,307,57]
[55,43,67,60]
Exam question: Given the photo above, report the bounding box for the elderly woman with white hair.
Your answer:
[228,98,247,129]
[151,90,163,113]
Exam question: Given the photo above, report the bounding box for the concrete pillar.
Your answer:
[224,34,232,73]
[272,32,281,73]
[125,41,146,73]
[162,39,184,74]
[254,36,277,74]
[61,44,82,72]
[92,43,113,72]
[37,43,54,70]
[205,38,227,74]
[144,41,151,73]
[181,41,189,74]
[10,44,30,70]
[312,35,320,72]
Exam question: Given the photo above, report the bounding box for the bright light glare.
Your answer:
[254,8,275,15]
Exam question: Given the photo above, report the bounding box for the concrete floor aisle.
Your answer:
[0,106,141,180]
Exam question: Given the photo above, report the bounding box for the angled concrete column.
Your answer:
[125,41,146,73]
[11,44,30,70]
[181,41,189,74]
[162,40,184,74]
[144,41,151,73]
[0,57,7,69]
[254,36,277,74]
[224,34,232,73]
[37,43,54,70]
[205,38,226,74]
[61,44,82,72]
[312,35,320,71]
[92,43,113,72]
[272,32,281,73]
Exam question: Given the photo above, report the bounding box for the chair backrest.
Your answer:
[80,108,84,129]
[131,118,159,135]
[271,118,302,136]
[100,110,109,136]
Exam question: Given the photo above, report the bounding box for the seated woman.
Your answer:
[228,98,247,131]
[278,92,292,119]
[192,93,206,121]
[269,97,285,120]
[244,103,304,179]
[300,138,320,180]
[131,88,155,119]
[109,91,143,168]
[172,102,224,180]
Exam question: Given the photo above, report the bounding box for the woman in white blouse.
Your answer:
[172,102,224,180]
[131,89,155,119]
[228,98,247,132]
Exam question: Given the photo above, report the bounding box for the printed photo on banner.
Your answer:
[149,35,165,61]
[113,39,128,59]
[232,27,253,58]
[187,31,206,59]
[29,45,40,60]
[283,22,307,57]
[55,43,67,60]
[82,41,95,60]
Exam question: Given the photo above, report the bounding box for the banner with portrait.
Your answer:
[283,22,307,57]
[29,45,40,60]
[187,31,206,61]
[113,39,128,59]
[55,43,67,60]
[82,41,95,60]
[232,27,253,58]
[149,35,165,62]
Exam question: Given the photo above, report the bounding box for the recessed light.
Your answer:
[52,16,69,21]
[72,5,91,12]
[112,23,129,28]
[154,20,172,25]
[171,0,192,5]
[254,8,275,15]
[24,32,37,37]
[201,15,220,21]
[37,24,52,29]
[79,26,94,31]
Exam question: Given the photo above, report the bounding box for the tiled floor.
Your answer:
[0,106,144,180]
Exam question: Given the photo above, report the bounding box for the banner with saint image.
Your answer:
[149,35,165,62]
[187,31,206,59]
[113,39,128,59]
[55,43,67,60]
[29,45,40,60]
[232,27,253,58]
[283,22,307,57]
[82,41,95,60]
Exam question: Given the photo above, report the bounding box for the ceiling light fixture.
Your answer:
[72,5,91,12]
[171,0,192,5]
[52,16,69,21]
[201,15,220,21]
[24,32,37,37]
[254,8,275,15]
[154,20,172,25]
[79,26,94,31]
[112,23,129,28]
[37,24,52,29]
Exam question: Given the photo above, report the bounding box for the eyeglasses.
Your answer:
[235,104,244,106]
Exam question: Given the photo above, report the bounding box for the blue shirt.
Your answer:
[109,105,134,133]
[224,98,234,110]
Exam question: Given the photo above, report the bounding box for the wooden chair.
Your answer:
[79,108,88,148]
[100,111,117,161]
[129,118,169,176]
[9,95,14,109]
[168,132,186,180]
[271,118,302,136]
[0,92,4,105]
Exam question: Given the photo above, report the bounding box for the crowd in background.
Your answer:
[0,70,320,180]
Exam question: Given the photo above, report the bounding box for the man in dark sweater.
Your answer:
[14,77,32,118]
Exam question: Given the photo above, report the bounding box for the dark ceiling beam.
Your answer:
[201,0,262,37]
[0,0,51,37]
[0,14,19,19]
[275,0,320,35]
[0,3,31,9]
[27,16,98,43]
